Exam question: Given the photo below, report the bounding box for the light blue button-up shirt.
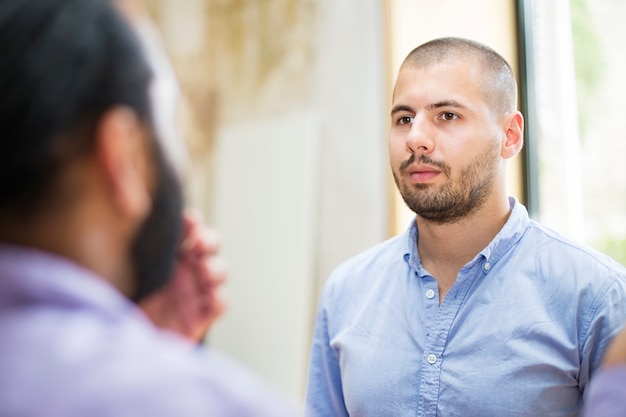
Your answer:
[0,245,296,417]
[305,198,626,417]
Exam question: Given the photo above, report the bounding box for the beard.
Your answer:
[129,144,184,302]
[393,142,500,225]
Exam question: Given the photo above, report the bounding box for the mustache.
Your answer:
[399,153,451,177]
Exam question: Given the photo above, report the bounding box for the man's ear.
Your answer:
[501,111,524,160]
[94,107,152,220]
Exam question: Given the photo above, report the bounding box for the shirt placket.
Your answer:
[417,269,478,417]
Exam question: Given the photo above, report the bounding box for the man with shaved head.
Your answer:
[0,0,295,415]
[305,37,626,416]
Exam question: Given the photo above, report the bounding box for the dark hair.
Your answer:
[401,37,517,115]
[0,0,153,214]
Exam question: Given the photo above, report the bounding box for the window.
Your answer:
[519,0,626,265]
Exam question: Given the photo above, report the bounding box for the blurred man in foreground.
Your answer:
[0,0,295,415]
[583,323,626,416]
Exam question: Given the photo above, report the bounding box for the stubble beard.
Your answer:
[393,144,500,225]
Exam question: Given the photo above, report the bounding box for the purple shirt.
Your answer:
[583,366,626,417]
[0,245,297,417]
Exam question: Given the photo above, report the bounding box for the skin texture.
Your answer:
[389,58,524,301]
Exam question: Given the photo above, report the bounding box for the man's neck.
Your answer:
[0,201,135,297]
[416,197,512,301]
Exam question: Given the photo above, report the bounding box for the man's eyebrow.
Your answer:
[426,100,467,111]
[390,104,413,116]
[391,100,468,116]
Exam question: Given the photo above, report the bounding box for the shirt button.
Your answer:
[483,262,491,272]
[425,289,435,299]
[427,354,437,364]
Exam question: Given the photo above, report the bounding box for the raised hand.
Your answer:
[140,210,227,342]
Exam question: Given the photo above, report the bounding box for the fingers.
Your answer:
[197,254,227,288]
[204,256,228,316]
[180,213,221,259]
[170,260,200,335]
[140,208,229,342]
[192,251,229,320]
[173,213,229,340]
[190,266,228,341]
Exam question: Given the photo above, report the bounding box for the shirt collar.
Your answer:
[403,196,530,274]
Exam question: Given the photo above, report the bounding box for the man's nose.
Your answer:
[406,115,435,154]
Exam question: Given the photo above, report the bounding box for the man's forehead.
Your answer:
[391,63,493,116]
[394,61,484,97]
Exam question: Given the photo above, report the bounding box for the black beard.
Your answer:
[393,146,498,225]
[129,145,184,302]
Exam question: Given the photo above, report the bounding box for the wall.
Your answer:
[207,0,389,400]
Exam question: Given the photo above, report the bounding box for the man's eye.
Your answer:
[397,116,413,125]
[440,112,459,121]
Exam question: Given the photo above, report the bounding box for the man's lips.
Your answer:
[406,165,441,183]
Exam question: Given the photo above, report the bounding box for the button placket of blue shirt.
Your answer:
[419,264,439,324]
[417,266,483,417]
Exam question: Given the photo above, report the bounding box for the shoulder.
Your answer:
[506,199,624,279]
[66,338,297,417]
[139,348,297,416]
[522,220,626,281]
[517,221,626,339]
[0,305,297,417]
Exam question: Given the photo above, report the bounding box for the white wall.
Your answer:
[210,112,321,399]
[207,0,389,401]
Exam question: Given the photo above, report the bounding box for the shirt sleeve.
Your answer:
[304,293,349,417]
[582,366,626,417]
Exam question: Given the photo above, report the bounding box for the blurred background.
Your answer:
[136,0,625,403]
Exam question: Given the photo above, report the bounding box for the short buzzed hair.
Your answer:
[401,37,518,115]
